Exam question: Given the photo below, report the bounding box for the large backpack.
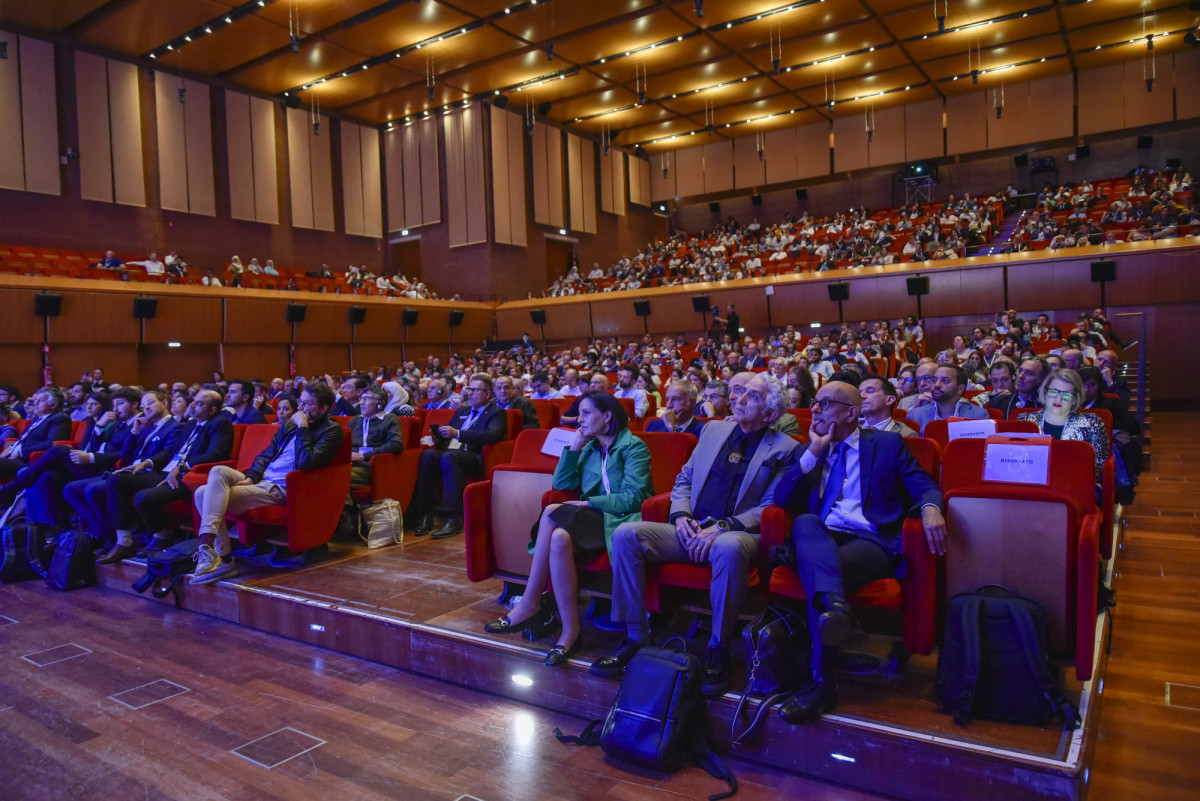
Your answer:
[45,531,97,591]
[131,537,203,606]
[0,492,52,584]
[935,585,1080,728]
[555,640,737,801]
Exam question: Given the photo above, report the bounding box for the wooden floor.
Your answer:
[0,412,1196,800]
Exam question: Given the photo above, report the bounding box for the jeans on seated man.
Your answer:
[0,387,73,482]
[589,373,798,696]
[348,385,404,490]
[191,384,344,584]
[771,380,945,723]
[407,374,508,540]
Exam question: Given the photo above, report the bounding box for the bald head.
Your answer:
[1096,350,1119,372]
[811,379,862,440]
[1061,349,1084,371]
[192,389,224,422]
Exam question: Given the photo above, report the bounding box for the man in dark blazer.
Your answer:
[492,376,539,431]
[985,357,1047,417]
[409,374,507,540]
[223,379,268,425]
[644,380,706,436]
[0,387,73,482]
[772,380,945,724]
[348,385,405,490]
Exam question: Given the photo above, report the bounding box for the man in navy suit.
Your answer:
[0,388,73,482]
[409,374,507,539]
[773,380,945,723]
[644,380,706,436]
[223,380,267,425]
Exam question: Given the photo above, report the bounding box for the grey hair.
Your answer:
[759,373,788,421]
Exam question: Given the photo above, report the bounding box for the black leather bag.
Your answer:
[45,530,97,591]
[732,606,811,744]
[0,492,50,584]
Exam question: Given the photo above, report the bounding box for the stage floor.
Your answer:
[88,528,1107,801]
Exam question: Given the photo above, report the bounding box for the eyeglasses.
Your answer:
[464,387,489,394]
[1045,389,1076,400]
[811,398,855,412]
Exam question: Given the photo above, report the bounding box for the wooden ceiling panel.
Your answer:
[504,71,611,104]
[322,2,474,55]
[552,10,695,64]
[705,3,874,51]
[551,87,642,121]
[661,77,788,115]
[349,85,472,124]
[74,0,233,56]
[254,0,391,35]
[903,16,1062,62]
[794,66,926,108]
[448,52,600,96]
[588,37,726,85]
[492,0,657,42]
[921,34,1067,81]
[569,102,678,133]
[884,0,1044,41]
[760,44,911,88]
[230,39,374,94]
[621,116,709,147]
[389,27,530,77]
[0,0,111,33]
[306,64,425,110]
[1060,0,1173,29]
[708,92,810,126]
[153,15,286,76]
[645,54,767,98]
[1067,9,1197,51]
[937,57,1072,96]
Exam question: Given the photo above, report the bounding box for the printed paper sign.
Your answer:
[947,418,996,441]
[541,427,577,457]
[982,436,1052,485]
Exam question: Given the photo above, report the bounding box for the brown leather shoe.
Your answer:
[96,543,139,565]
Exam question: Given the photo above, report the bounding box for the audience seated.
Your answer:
[348,385,405,492]
[0,387,72,482]
[905,366,989,434]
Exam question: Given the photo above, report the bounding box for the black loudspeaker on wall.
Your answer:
[1137,135,1153,150]
[448,309,465,327]
[286,303,307,323]
[285,95,301,109]
[1090,260,1117,283]
[348,306,366,325]
[34,292,62,317]
[906,276,930,297]
[751,194,763,206]
[1075,145,1091,159]
[530,309,547,326]
[827,283,850,302]
[133,296,158,319]
[493,94,509,110]
[691,295,711,313]
[709,201,721,213]
[633,299,651,317]
[1014,153,1030,168]
[402,309,419,326]
[795,189,807,201]
[536,101,552,117]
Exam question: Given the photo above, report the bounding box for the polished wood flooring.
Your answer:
[0,413,1196,800]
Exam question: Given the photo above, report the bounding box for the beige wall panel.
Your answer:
[310,116,335,232]
[506,110,527,246]
[567,133,585,232]
[834,115,869,173]
[905,97,944,162]
[946,90,988,155]
[795,122,830,180]
[986,81,1030,150]
[0,41,23,191]
[250,96,279,224]
[650,149,677,202]
[361,126,382,238]
[491,107,512,243]
[400,123,422,228]
[868,105,905,168]
[733,135,765,190]
[342,123,365,236]
[384,128,406,232]
[463,107,486,244]
[635,158,651,207]
[1078,64,1125,135]
[287,107,314,229]
[225,91,256,221]
[155,75,188,213]
[1177,50,1200,120]
[444,110,467,245]
[107,60,145,207]
[183,80,215,216]
[610,150,626,217]
[581,138,597,234]
[546,125,565,228]
[675,146,704,198]
[418,116,440,225]
[599,144,614,215]
[765,127,797,184]
[1026,73,1074,143]
[18,37,59,196]
[532,122,550,224]
[703,140,733,194]
[627,154,643,206]
[74,52,111,202]
[1123,60,1173,128]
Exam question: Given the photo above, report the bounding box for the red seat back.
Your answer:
[396,416,422,449]
[635,431,698,494]
[923,418,1040,453]
[531,400,562,429]
[234,424,280,472]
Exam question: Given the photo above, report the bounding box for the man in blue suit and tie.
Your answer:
[643,380,706,436]
[773,380,945,723]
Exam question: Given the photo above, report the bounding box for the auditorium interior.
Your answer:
[1,1,1199,799]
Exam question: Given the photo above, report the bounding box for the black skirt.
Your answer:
[534,502,607,562]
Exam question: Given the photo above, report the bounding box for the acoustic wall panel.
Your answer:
[833,114,868,173]
[674,146,704,198]
[401,122,423,228]
[600,147,626,217]
[1078,64,1125,136]
[650,150,676,202]
[494,107,528,244]
[1026,73,1073,143]
[1122,59,1172,129]
[985,81,1031,151]
[566,133,597,234]
[360,125,382,238]
[250,96,279,224]
[463,108,486,244]
[532,122,565,227]
[733,135,765,190]
[107,60,145,207]
[155,75,189,213]
[18,36,59,196]
[1177,50,1200,121]
[630,156,651,207]
[444,108,466,244]
[0,39,23,191]
[703,141,733,194]
[764,127,798,184]
[946,90,988,155]
[155,74,212,214]
[384,127,406,232]
[183,81,215,216]
[905,97,944,162]
[342,122,366,236]
[74,52,112,202]
[491,107,513,244]
[225,91,256,222]
[286,107,313,229]
[418,116,440,225]
[867,105,905,168]
[795,122,830,180]
[309,117,335,231]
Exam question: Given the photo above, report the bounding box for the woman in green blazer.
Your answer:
[485,391,652,666]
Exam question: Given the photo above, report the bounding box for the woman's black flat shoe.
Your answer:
[544,635,583,667]
[485,615,540,635]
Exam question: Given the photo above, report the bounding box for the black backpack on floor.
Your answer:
[0,493,52,584]
[45,530,97,591]
[132,537,202,607]
[935,585,1080,729]
[556,639,737,801]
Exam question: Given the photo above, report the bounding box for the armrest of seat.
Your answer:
[1100,456,1115,560]
[483,440,516,478]
[640,492,672,523]
[463,480,495,582]
[284,462,352,552]
[541,489,581,507]
[901,518,937,655]
[182,460,236,493]
[368,451,415,506]
[760,505,794,551]
[1075,510,1101,681]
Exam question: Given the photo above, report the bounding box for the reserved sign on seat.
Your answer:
[541,427,577,457]
[982,435,1053,485]
[948,418,996,440]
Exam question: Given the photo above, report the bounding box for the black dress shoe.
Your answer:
[137,536,178,558]
[544,635,583,667]
[779,677,838,725]
[430,518,463,539]
[589,637,643,679]
[413,513,438,536]
[96,544,139,565]
[701,644,732,696]
[818,598,857,647]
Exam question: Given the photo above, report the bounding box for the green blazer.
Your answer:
[551,427,653,554]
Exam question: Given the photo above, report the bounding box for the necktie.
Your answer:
[818,442,847,521]
[176,426,202,462]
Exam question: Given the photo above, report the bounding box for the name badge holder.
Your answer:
[981,435,1052,485]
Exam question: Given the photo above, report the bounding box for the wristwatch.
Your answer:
[715,518,731,532]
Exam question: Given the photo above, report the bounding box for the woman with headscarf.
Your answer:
[382,381,415,417]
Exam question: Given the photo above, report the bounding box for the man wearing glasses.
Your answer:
[772,380,944,724]
[408,374,507,540]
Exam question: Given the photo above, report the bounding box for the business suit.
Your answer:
[609,420,798,644]
[985,392,1042,417]
[226,406,268,425]
[410,401,507,523]
[498,395,539,431]
[348,412,405,487]
[0,411,72,480]
[128,416,237,533]
[644,416,706,436]
[905,397,989,435]
[862,417,918,438]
